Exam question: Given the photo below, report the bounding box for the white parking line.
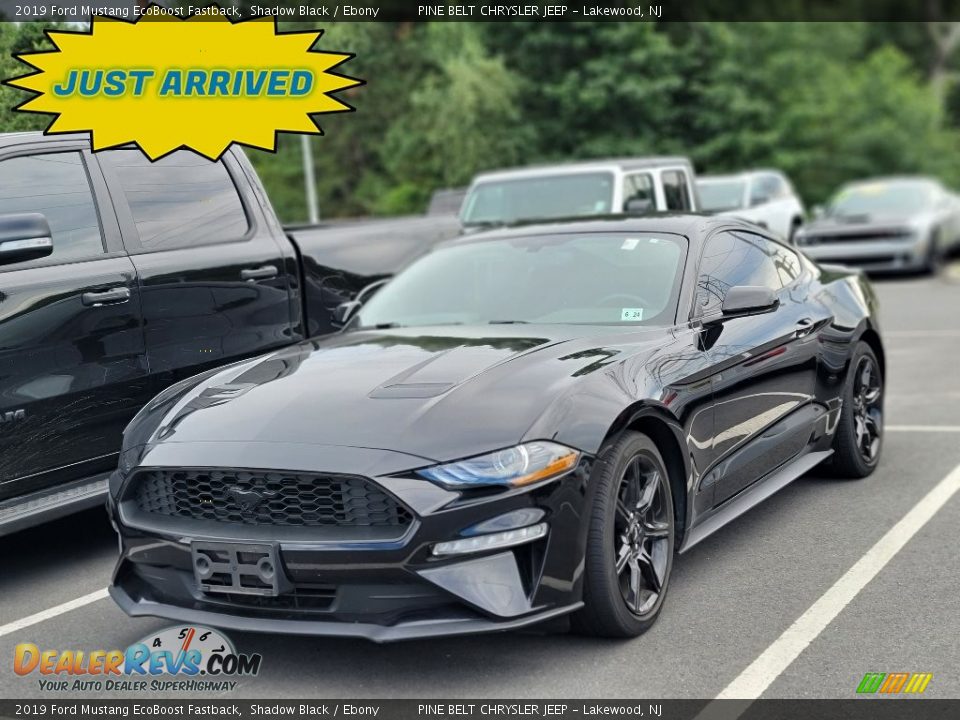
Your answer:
[888,425,960,432]
[0,588,109,639]
[714,461,960,700]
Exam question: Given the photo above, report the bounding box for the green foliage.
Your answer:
[379,24,528,201]
[0,23,65,132]
[2,21,959,219]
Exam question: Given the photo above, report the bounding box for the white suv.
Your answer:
[698,170,806,242]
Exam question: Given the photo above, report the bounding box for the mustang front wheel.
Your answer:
[573,431,675,638]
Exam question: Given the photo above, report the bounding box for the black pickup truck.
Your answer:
[0,132,460,534]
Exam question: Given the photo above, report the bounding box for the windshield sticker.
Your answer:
[621,238,640,250]
[621,308,644,321]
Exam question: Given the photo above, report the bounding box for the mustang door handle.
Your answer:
[81,287,130,306]
[240,265,278,281]
[795,318,816,337]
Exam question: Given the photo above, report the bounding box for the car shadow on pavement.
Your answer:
[0,507,116,591]
[213,468,842,695]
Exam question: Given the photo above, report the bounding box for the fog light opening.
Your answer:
[431,522,548,557]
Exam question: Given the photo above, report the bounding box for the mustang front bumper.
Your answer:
[109,442,593,641]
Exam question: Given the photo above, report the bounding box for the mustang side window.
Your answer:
[772,243,802,286]
[696,231,782,316]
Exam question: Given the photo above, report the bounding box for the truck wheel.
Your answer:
[831,342,883,479]
[572,431,675,638]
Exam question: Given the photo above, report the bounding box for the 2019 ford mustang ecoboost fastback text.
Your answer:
[108,215,885,641]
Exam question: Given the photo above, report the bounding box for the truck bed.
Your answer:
[289,214,462,337]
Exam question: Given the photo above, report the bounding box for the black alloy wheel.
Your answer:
[832,341,884,478]
[852,354,883,465]
[614,455,672,616]
[573,431,675,638]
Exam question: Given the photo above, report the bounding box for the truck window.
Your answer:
[749,174,784,206]
[622,173,654,211]
[99,150,249,252]
[662,170,692,211]
[462,172,614,226]
[0,152,105,266]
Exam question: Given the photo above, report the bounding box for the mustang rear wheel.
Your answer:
[831,342,883,478]
[573,431,675,638]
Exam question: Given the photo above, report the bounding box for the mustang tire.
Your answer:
[831,341,884,478]
[573,431,675,638]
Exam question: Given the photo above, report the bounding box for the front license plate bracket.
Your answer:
[191,541,284,596]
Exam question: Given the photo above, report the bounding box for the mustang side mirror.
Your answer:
[721,285,780,317]
[0,213,54,266]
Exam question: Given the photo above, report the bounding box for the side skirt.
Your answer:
[678,449,833,554]
[0,473,110,537]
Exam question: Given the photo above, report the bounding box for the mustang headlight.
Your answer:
[417,441,580,489]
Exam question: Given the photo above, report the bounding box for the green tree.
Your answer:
[0,23,64,132]
[377,23,527,213]
[248,22,434,221]
[485,22,683,159]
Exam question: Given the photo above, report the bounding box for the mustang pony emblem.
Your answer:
[226,487,277,511]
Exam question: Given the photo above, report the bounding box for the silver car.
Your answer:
[795,177,960,273]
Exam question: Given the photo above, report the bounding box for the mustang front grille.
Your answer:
[133,469,412,528]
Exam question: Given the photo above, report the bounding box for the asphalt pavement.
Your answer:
[1,264,959,701]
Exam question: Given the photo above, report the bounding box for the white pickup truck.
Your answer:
[460,157,700,229]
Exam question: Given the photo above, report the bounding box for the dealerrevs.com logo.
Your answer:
[14,625,261,693]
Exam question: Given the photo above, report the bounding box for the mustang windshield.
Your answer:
[698,179,747,212]
[461,172,615,226]
[355,232,686,328]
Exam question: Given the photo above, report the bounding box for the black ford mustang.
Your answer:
[108,215,885,641]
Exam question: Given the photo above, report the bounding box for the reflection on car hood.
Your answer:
[142,325,677,462]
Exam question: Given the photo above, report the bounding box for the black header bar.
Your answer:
[2,0,960,22]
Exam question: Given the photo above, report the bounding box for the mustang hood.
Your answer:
[136,325,675,463]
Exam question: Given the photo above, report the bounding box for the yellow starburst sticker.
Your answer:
[4,7,362,160]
